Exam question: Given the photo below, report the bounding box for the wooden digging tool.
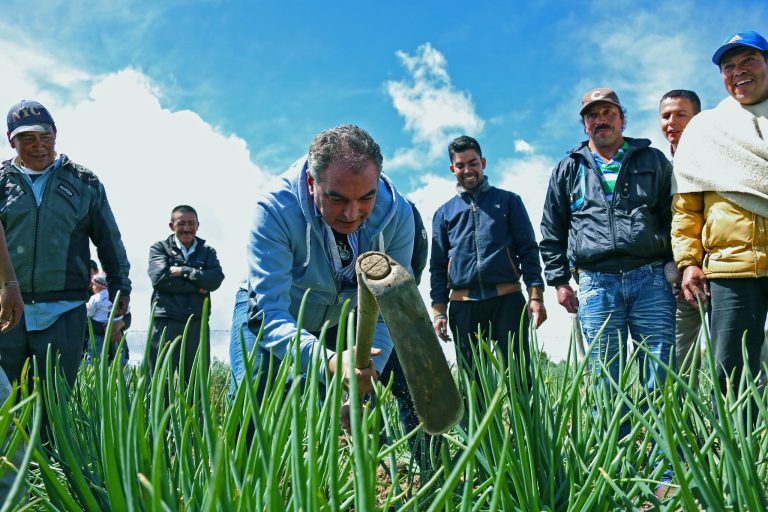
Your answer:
[355,251,463,434]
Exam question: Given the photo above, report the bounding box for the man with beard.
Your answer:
[430,135,546,385]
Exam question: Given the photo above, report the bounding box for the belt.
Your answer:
[449,282,522,301]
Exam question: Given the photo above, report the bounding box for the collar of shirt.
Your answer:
[310,196,361,286]
[174,235,198,262]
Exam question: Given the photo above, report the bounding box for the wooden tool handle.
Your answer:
[355,252,391,369]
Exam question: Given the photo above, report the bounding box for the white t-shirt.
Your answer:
[86,289,112,323]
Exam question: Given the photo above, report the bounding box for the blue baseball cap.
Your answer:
[6,100,55,140]
[712,30,768,66]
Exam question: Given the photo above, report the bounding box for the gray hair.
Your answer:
[307,124,383,181]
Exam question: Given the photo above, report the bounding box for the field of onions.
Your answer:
[2,301,768,511]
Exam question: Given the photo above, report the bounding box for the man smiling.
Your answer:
[672,30,768,395]
[246,125,414,398]
[0,100,131,388]
[430,135,546,386]
[148,205,224,382]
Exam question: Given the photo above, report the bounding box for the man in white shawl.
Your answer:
[672,30,768,394]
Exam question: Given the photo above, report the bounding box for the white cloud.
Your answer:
[0,40,267,363]
[514,139,534,154]
[386,43,484,169]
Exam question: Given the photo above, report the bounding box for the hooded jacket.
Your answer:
[247,157,415,374]
[0,155,131,302]
[540,137,672,287]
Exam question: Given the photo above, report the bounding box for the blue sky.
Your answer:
[1,0,766,361]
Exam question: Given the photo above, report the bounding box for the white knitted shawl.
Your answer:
[673,95,768,218]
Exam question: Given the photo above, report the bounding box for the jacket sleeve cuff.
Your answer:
[527,286,544,301]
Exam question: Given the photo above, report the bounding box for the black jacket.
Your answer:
[0,156,131,302]
[539,137,672,287]
[148,235,224,321]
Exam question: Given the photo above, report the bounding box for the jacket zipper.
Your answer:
[470,199,486,298]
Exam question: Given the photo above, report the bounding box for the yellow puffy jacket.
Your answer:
[672,192,768,278]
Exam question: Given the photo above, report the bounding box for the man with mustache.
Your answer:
[540,88,675,403]
[148,204,224,382]
[430,135,547,386]
[672,30,768,395]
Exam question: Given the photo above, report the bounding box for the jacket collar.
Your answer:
[570,136,651,166]
[456,175,491,197]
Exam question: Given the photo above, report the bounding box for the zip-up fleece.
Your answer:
[539,137,673,287]
[148,235,225,320]
[430,177,544,306]
[247,157,415,374]
[0,155,131,302]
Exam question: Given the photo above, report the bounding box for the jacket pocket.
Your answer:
[55,183,81,215]
[625,168,657,205]
[506,247,522,279]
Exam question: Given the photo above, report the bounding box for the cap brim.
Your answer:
[579,99,622,116]
[712,42,762,65]
[8,124,52,140]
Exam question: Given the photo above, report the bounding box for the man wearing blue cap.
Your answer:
[0,100,131,388]
[672,30,768,394]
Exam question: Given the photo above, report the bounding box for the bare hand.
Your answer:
[528,300,547,328]
[340,400,351,433]
[0,284,23,332]
[557,285,579,314]
[434,316,450,341]
[116,295,130,317]
[170,266,184,277]
[109,319,126,343]
[328,347,381,395]
[682,265,709,308]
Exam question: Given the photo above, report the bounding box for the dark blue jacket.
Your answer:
[429,178,544,305]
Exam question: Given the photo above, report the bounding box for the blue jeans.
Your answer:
[578,262,675,391]
[229,287,260,398]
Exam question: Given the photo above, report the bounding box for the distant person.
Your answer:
[85,273,128,365]
[148,205,224,382]
[430,135,546,386]
[0,100,131,388]
[672,30,768,394]
[659,89,704,371]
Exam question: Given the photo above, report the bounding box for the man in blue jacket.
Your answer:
[430,135,547,383]
[247,124,415,397]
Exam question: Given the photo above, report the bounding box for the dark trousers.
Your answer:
[709,277,768,393]
[448,291,531,385]
[0,304,86,389]
[149,317,209,383]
